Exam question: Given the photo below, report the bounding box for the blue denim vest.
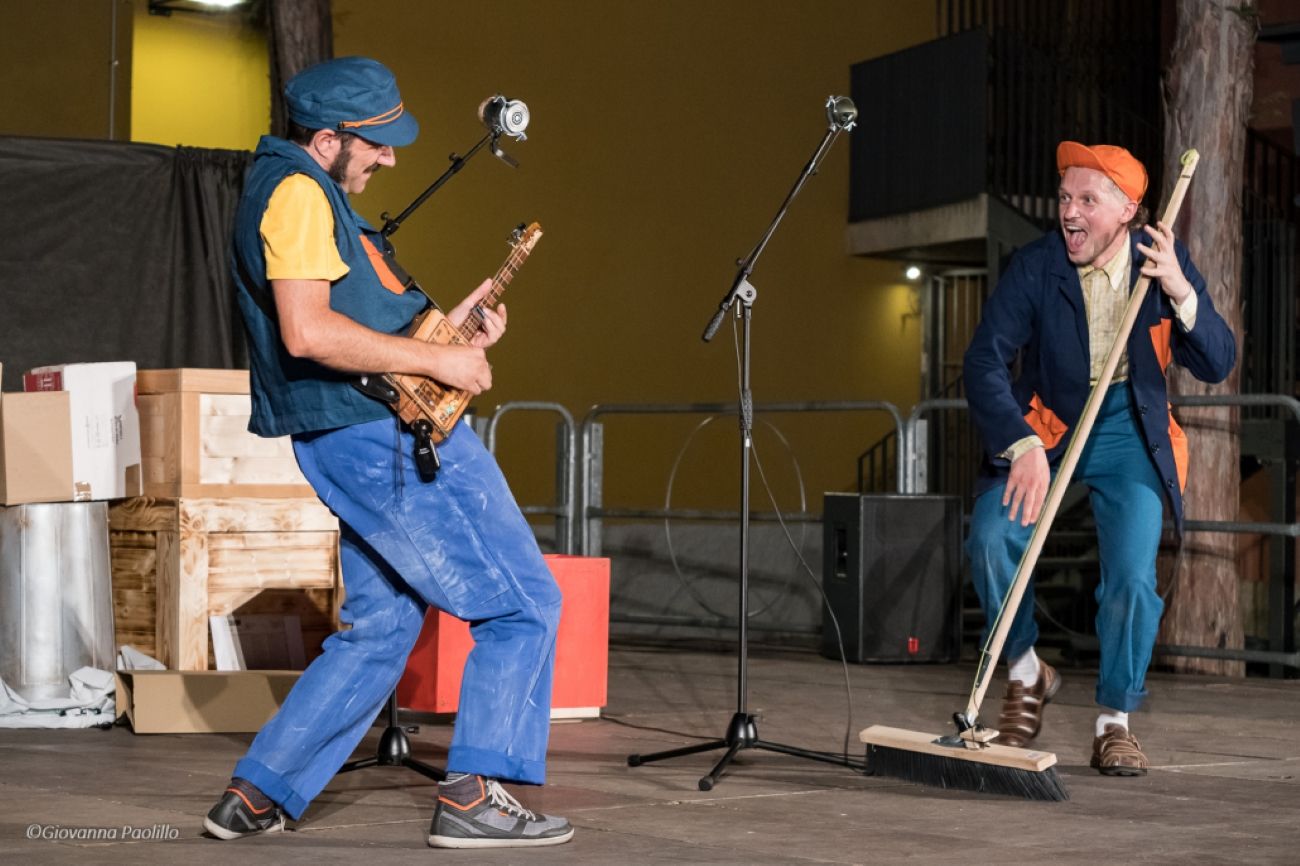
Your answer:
[231,135,429,436]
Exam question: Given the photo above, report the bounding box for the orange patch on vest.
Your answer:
[359,234,408,295]
[1024,394,1069,449]
[1168,404,1188,492]
[1149,319,1172,373]
[1148,320,1187,491]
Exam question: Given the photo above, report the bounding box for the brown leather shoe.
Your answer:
[992,660,1060,748]
[1090,724,1149,776]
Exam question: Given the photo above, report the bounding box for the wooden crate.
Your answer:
[109,496,342,671]
[136,368,315,499]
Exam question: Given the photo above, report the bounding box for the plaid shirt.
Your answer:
[1079,240,1134,384]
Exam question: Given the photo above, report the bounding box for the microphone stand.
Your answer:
[339,124,520,786]
[628,109,864,790]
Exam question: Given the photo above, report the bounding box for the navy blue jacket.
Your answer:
[962,229,1237,529]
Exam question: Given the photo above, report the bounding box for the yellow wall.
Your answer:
[330,0,932,509]
[129,0,268,149]
[0,0,266,148]
[0,0,133,141]
[0,0,933,513]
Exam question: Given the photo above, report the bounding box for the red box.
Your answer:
[397,555,610,717]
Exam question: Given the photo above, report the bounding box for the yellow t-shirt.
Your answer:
[260,174,350,281]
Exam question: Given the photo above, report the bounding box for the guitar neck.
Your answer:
[456,228,539,341]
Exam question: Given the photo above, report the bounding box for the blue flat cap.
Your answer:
[284,56,419,147]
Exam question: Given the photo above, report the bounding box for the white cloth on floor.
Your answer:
[0,666,115,729]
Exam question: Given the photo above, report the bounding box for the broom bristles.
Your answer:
[866,743,1069,801]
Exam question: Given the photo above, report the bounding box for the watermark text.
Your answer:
[25,824,180,842]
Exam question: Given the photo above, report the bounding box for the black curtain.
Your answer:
[0,136,251,392]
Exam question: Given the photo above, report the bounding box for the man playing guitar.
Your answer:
[204,56,572,850]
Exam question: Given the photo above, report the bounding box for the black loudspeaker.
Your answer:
[821,493,962,663]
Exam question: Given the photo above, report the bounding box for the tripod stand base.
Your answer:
[627,712,864,791]
[338,723,445,781]
[336,692,445,783]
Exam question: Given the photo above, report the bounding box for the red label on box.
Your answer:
[23,370,62,392]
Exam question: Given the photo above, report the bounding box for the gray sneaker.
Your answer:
[428,776,573,849]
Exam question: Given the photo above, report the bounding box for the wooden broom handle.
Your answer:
[964,149,1201,725]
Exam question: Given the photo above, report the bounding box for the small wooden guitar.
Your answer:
[377,222,542,475]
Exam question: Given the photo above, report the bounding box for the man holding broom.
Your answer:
[962,142,1236,775]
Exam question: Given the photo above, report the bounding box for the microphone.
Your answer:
[825,95,857,132]
[478,95,530,141]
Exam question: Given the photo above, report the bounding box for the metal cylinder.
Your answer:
[0,502,116,702]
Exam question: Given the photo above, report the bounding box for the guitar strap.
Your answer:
[351,234,433,406]
[351,234,441,481]
[372,233,438,307]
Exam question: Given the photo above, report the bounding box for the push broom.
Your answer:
[860,148,1201,801]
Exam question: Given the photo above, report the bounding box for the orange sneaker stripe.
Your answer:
[227,787,272,816]
[437,776,488,811]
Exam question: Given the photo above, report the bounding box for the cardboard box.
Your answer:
[24,362,142,501]
[0,379,74,505]
[398,555,610,718]
[135,368,313,499]
[115,669,300,734]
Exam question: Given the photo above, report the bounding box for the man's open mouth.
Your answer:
[1064,224,1087,254]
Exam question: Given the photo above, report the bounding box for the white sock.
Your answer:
[1096,709,1129,736]
[1008,648,1040,686]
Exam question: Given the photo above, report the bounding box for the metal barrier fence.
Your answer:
[903,397,971,494]
[481,401,578,554]
[482,393,1297,669]
[577,401,904,557]
[905,393,1300,530]
[901,392,1300,669]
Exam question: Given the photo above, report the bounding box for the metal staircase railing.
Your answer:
[1242,130,1299,416]
[939,0,1165,231]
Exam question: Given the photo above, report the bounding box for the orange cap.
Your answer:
[1056,141,1148,202]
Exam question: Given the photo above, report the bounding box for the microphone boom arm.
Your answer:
[700,118,847,341]
[380,130,506,238]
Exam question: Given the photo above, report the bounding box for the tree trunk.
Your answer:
[267,0,334,138]
[1157,0,1255,676]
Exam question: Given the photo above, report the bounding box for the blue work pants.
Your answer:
[967,383,1165,712]
[232,418,561,820]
